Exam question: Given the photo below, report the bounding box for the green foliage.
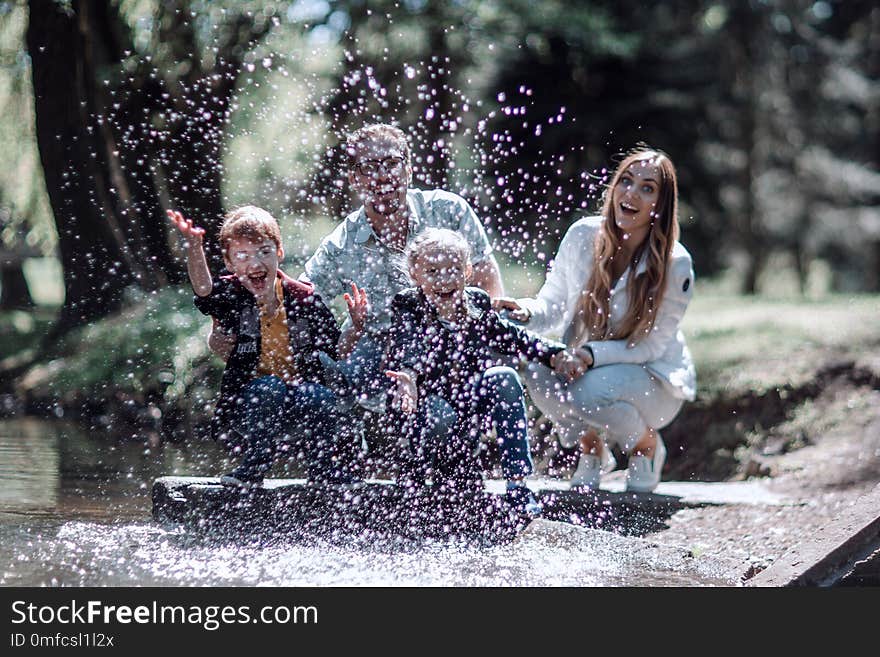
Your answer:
[0,309,54,361]
[40,287,220,403]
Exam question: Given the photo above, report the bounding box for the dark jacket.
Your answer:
[194,270,340,442]
[384,286,565,413]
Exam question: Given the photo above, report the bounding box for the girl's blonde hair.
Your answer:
[569,147,680,347]
[404,227,472,283]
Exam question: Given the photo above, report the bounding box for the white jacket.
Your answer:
[518,216,696,401]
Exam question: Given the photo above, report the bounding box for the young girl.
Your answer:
[495,148,696,493]
[383,228,580,516]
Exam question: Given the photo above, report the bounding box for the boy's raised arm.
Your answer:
[166,209,212,297]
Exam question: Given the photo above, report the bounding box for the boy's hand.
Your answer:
[385,370,418,414]
[166,209,205,249]
[208,318,236,362]
[343,283,370,333]
[167,209,212,297]
[492,296,531,323]
[551,349,587,382]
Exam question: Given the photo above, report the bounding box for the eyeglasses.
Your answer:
[354,156,406,176]
[229,245,277,263]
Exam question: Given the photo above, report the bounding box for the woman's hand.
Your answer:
[573,346,594,369]
[492,296,531,323]
[166,209,205,250]
[385,369,418,414]
[551,349,588,382]
[343,283,370,333]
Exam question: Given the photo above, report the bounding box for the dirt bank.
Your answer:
[643,354,880,582]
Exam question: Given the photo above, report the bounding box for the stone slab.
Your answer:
[747,482,880,586]
[152,474,792,542]
[151,477,528,542]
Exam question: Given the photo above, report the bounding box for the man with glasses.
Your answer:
[301,123,506,466]
[299,122,504,384]
[304,123,503,320]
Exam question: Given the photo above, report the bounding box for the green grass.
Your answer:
[682,293,880,396]
[495,256,880,397]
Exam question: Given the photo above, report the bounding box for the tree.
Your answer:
[478,1,725,275]
[308,0,485,219]
[26,0,280,331]
[28,0,137,328]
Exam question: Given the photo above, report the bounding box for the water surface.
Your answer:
[0,419,737,586]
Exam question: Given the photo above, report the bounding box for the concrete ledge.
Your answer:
[747,482,880,586]
[153,475,792,541]
[152,477,528,542]
[522,475,793,507]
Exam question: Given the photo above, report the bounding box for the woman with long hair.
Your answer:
[494,148,696,492]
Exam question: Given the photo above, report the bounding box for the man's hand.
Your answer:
[208,318,236,362]
[385,369,418,414]
[343,282,370,333]
[492,296,531,323]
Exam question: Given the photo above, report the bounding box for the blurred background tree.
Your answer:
[1,0,878,336]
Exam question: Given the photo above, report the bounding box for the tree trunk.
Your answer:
[81,1,182,286]
[155,8,268,272]
[729,5,767,295]
[27,0,134,330]
[0,260,34,310]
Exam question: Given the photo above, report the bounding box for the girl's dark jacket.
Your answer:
[384,286,566,413]
[194,270,340,443]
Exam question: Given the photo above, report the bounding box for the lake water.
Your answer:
[0,418,738,586]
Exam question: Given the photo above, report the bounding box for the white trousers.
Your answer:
[525,362,684,454]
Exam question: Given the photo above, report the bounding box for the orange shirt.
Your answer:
[256,277,299,383]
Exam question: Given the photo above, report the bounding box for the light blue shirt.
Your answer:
[303,188,493,330]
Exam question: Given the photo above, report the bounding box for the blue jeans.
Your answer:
[339,331,388,409]
[403,366,534,482]
[231,376,356,481]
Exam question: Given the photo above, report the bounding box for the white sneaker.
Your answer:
[570,454,602,489]
[625,433,667,493]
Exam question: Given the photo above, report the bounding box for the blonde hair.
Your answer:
[404,228,471,284]
[219,206,282,255]
[569,148,680,347]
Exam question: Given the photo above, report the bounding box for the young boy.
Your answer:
[167,206,359,487]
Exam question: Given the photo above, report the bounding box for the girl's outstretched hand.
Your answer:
[386,369,418,414]
[551,349,588,382]
[343,282,370,333]
[166,209,205,248]
[492,296,531,323]
[573,346,594,369]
